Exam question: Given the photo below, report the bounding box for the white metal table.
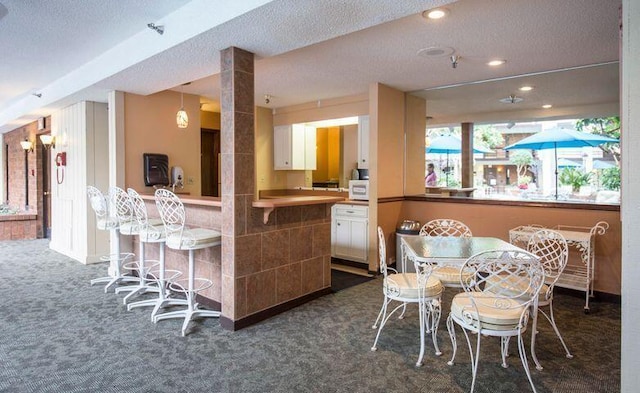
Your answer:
[400,236,523,271]
[509,221,609,313]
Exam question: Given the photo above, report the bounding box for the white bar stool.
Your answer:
[153,189,221,336]
[86,186,138,292]
[126,188,184,317]
[110,186,160,304]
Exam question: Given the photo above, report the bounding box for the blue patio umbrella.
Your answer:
[557,158,582,168]
[426,135,492,186]
[504,128,618,199]
[592,159,616,170]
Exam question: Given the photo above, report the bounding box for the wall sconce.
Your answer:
[40,134,56,149]
[20,139,34,153]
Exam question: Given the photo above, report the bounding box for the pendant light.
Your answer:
[176,84,189,129]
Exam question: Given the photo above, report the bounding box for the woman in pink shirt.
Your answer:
[425,163,437,186]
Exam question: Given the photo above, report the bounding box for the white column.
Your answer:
[107,91,130,274]
[621,1,640,391]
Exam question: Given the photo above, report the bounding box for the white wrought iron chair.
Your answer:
[110,187,160,304]
[153,189,221,336]
[446,249,545,393]
[526,228,572,370]
[87,186,137,292]
[126,188,184,317]
[419,219,473,288]
[371,227,443,367]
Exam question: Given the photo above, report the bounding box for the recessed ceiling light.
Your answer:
[519,86,533,92]
[422,8,449,20]
[542,104,553,109]
[487,59,506,67]
[417,46,455,58]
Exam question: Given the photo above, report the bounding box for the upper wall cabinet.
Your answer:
[357,115,370,170]
[274,124,317,170]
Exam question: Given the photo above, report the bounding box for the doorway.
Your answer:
[40,143,51,238]
[201,128,220,197]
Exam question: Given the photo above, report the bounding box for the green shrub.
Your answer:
[601,167,620,191]
[559,168,592,193]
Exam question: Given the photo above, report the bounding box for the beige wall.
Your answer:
[201,110,221,130]
[255,106,287,194]
[405,94,427,195]
[124,91,201,196]
[273,94,368,126]
[368,83,407,269]
[341,124,358,184]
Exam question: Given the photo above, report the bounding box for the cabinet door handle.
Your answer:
[362,159,365,162]
[337,222,341,226]
[346,210,354,213]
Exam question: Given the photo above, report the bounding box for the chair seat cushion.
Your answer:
[450,293,526,331]
[138,226,165,242]
[384,273,442,299]
[166,228,221,250]
[118,220,139,235]
[432,265,473,285]
[96,217,118,231]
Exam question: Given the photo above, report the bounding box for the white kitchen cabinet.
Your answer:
[357,115,369,169]
[331,204,369,263]
[273,124,316,170]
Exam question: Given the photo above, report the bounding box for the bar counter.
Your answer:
[137,193,222,308]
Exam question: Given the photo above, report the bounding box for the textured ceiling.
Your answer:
[0,0,622,133]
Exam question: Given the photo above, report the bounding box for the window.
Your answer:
[425,118,620,205]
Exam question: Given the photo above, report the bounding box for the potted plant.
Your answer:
[517,175,532,190]
[559,167,592,193]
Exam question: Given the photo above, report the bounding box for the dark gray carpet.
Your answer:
[0,239,620,392]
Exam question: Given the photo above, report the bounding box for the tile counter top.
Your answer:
[252,195,345,223]
[140,193,221,207]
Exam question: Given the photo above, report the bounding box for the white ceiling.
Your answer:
[0,0,621,133]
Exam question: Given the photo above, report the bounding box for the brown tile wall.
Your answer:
[219,47,333,325]
[139,199,223,302]
[235,203,333,318]
[0,215,38,240]
[3,117,51,239]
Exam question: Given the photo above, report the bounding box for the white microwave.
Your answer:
[348,180,370,201]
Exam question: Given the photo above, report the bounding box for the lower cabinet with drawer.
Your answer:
[331,204,369,264]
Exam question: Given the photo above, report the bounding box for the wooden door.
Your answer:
[201,129,220,197]
[41,144,51,238]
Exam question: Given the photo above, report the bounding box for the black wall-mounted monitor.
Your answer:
[143,153,169,186]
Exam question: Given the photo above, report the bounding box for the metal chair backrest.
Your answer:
[127,188,149,227]
[87,186,108,219]
[419,219,472,237]
[154,189,185,242]
[377,226,388,278]
[109,186,135,225]
[462,249,544,309]
[401,237,435,288]
[527,229,568,286]
[87,186,117,230]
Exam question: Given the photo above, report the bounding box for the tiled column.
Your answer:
[460,122,474,188]
[220,47,255,327]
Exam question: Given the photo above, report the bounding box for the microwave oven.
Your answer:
[348,180,370,201]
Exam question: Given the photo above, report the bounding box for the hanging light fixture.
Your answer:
[176,84,189,129]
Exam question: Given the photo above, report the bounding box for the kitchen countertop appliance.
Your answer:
[396,220,421,273]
